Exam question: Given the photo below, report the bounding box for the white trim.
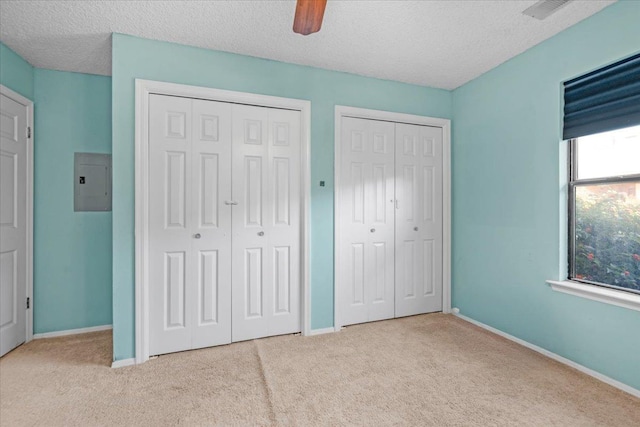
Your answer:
[546,280,640,312]
[33,324,112,339]
[335,106,452,128]
[135,79,312,364]
[441,118,452,315]
[308,327,340,336]
[0,84,34,345]
[111,358,136,369]
[301,98,312,338]
[453,312,640,399]
[333,105,452,330]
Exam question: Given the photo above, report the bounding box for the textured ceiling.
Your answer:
[0,0,615,89]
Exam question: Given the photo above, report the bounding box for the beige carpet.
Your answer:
[1,314,638,426]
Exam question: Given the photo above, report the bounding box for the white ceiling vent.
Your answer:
[523,0,572,20]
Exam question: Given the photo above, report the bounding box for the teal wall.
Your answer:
[0,41,34,100]
[33,69,113,333]
[452,0,640,391]
[111,33,452,360]
[0,43,112,333]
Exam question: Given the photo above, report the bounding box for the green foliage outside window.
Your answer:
[574,186,640,292]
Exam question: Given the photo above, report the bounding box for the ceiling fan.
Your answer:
[293,0,327,35]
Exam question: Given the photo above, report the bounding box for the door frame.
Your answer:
[0,84,34,346]
[134,79,311,364]
[334,105,452,330]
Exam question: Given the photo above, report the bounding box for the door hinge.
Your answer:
[27,127,31,139]
[26,297,30,309]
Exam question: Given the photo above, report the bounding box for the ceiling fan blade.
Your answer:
[293,0,327,35]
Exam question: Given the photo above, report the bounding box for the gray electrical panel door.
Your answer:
[74,153,112,211]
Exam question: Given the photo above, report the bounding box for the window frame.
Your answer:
[567,136,640,295]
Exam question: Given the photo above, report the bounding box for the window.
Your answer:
[569,126,640,294]
[562,52,640,299]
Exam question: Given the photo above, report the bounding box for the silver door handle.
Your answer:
[258,231,265,236]
[224,201,238,205]
[194,233,201,239]
[370,228,376,233]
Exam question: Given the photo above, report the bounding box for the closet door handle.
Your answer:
[258,231,265,237]
[194,233,201,239]
[414,227,419,231]
[224,200,238,205]
[370,228,376,233]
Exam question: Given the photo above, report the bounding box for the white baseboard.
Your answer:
[308,326,339,336]
[453,312,640,399]
[111,358,136,369]
[33,324,112,339]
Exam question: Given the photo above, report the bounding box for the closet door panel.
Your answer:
[149,94,194,356]
[231,104,269,342]
[266,108,301,336]
[338,117,395,326]
[395,123,443,317]
[149,95,234,356]
[191,99,233,349]
[339,118,369,326]
[231,105,302,341]
[367,120,395,322]
[232,105,301,341]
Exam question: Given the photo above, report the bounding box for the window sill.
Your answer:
[546,280,640,312]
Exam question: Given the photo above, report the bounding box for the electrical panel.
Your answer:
[74,153,111,212]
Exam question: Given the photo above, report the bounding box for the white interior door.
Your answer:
[148,95,233,356]
[0,92,28,357]
[395,123,443,317]
[231,104,301,342]
[338,117,395,326]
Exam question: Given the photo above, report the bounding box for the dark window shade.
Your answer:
[563,52,640,140]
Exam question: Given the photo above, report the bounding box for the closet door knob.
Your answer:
[258,231,265,236]
[370,228,376,233]
[194,233,201,239]
[414,227,419,231]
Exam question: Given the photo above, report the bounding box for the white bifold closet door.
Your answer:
[148,95,301,356]
[231,104,301,342]
[148,95,233,356]
[394,123,443,317]
[338,117,443,327]
[338,117,396,326]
